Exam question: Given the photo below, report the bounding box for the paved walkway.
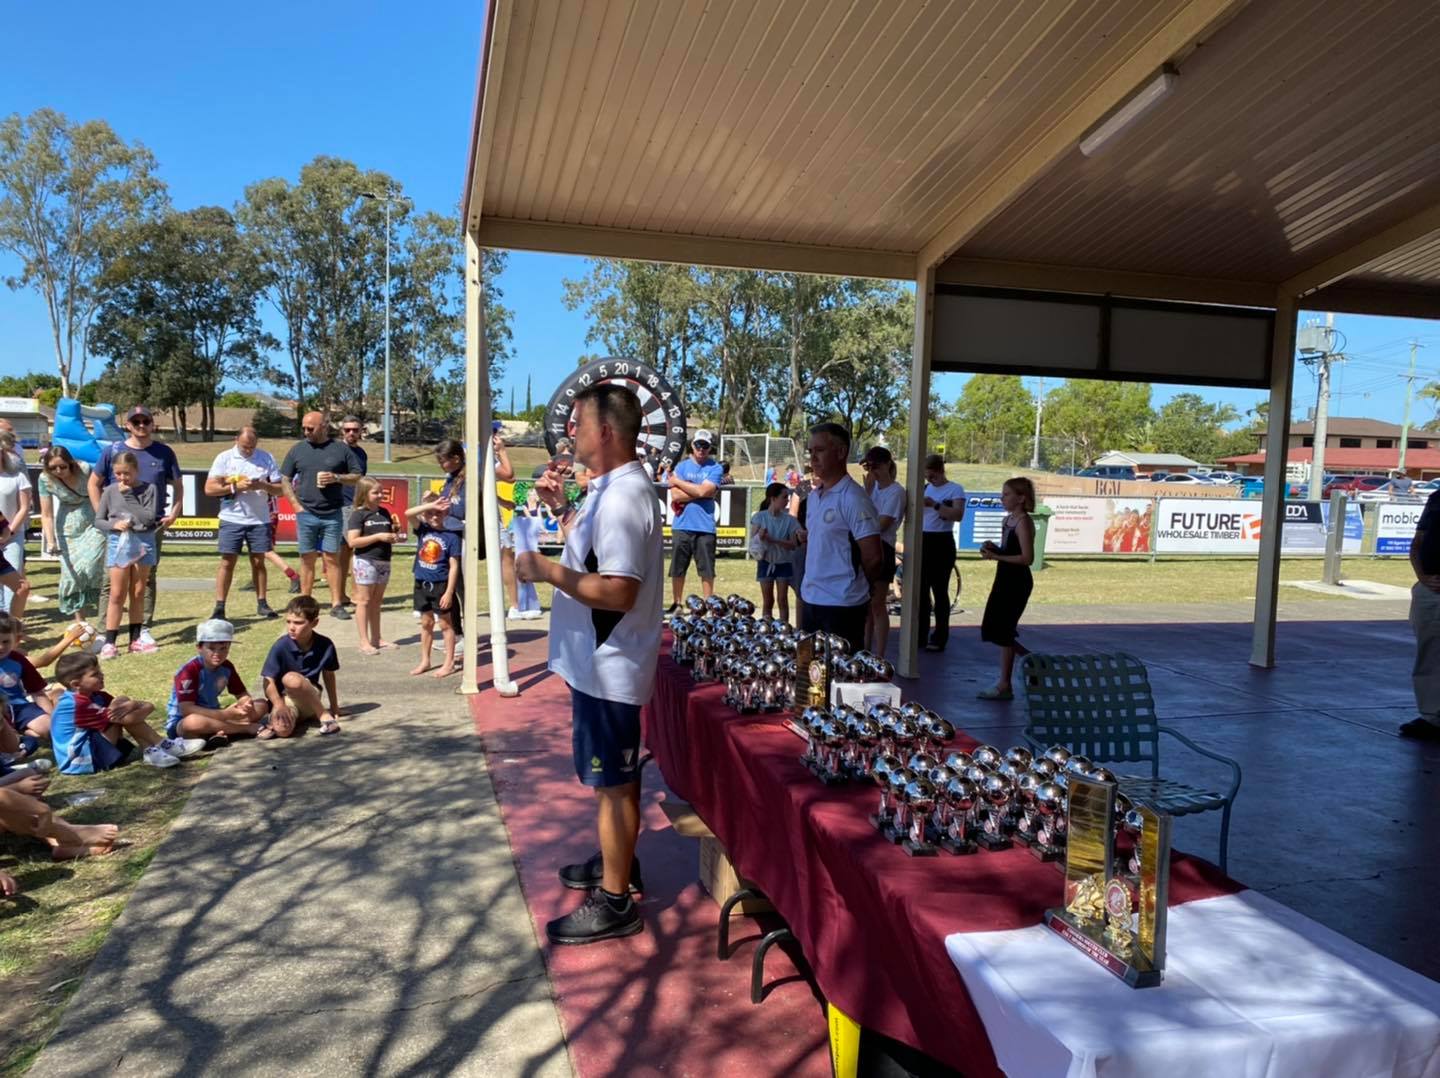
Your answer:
[31,609,570,1078]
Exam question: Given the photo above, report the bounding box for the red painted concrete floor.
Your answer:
[470,629,830,1078]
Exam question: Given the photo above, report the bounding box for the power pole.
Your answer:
[1398,339,1422,473]
[1302,313,1341,502]
[1029,377,1045,469]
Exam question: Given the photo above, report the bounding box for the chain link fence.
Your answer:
[921,433,1080,471]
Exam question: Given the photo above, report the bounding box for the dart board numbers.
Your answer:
[544,357,689,470]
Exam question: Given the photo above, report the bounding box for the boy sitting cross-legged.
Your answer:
[49,653,205,773]
[166,619,271,744]
[260,596,342,738]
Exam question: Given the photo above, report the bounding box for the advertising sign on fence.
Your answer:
[501,479,749,550]
[1377,502,1424,555]
[1154,498,1363,555]
[957,493,1006,550]
[1040,497,1154,554]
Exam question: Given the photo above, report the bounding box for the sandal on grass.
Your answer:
[319,719,342,736]
[976,687,1014,701]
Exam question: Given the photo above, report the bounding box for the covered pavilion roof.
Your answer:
[464,0,1440,313]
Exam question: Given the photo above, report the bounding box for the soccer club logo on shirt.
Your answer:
[417,535,445,568]
[0,668,19,692]
[823,508,838,524]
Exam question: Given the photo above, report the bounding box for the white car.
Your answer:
[1156,472,1218,484]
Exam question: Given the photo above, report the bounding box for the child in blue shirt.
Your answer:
[167,619,270,742]
[403,493,462,678]
[0,613,53,760]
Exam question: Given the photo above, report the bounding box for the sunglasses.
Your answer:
[693,441,712,450]
[342,428,361,434]
[130,417,153,427]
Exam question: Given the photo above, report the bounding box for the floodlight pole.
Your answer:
[360,190,410,463]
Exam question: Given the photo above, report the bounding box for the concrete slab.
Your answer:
[30,608,571,1078]
[1287,579,1413,599]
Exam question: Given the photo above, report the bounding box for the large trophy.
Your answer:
[1044,774,1172,988]
[794,632,833,710]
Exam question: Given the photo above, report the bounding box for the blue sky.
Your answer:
[4,4,1438,431]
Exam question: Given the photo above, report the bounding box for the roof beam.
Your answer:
[1282,203,1440,299]
[1300,282,1440,321]
[476,217,915,280]
[462,0,515,230]
[917,0,1249,271]
[936,256,1274,308]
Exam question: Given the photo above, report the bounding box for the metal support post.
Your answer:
[1250,295,1298,668]
[1322,492,1346,585]
[897,265,935,680]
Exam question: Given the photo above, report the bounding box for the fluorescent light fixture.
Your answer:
[1078,65,1177,157]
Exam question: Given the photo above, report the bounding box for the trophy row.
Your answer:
[669,593,894,714]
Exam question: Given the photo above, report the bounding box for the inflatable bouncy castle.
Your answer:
[51,399,127,464]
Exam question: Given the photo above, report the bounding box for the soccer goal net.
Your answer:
[720,434,802,484]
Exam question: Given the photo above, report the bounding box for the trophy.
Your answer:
[814,715,849,784]
[939,775,978,854]
[901,777,939,857]
[685,595,706,616]
[1044,774,1171,988]
[943,750,974,775]
[972,744,1003,770]
[794,632,832,710]
[920,712,955,755]
[1011,771,1044,847]
[759,658,784,711]
[869,754,903,832]
[881,766,917,843]
[1029,781,1068,862]
[975,772,1014,851]
[736,662,760,713]
[1004,746,1034,772]
[798,707,828,772]
[848,717,881,778]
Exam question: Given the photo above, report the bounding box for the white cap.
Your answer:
[196,619,235,644]
[693,429,714,446]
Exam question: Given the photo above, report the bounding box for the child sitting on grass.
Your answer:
[0,613,54,762]
[166,619,271,743]
[403,492,461,678]
[48,653,204,773]
[260,596,342,738]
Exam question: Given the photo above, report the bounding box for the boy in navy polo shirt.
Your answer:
[260,596,342,737]
[167,619,270,742]
[0,614,53,759]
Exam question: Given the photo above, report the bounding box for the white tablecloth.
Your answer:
[945,890,1440,1078]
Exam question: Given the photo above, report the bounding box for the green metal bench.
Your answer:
[1020,652,1242,874]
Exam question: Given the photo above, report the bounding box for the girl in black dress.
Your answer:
[977,477,1037,700]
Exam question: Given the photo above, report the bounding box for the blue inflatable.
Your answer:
[52,399,126,464]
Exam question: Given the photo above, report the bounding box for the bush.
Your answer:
[219,391,259,408]
[252,403,293,438]
[36,387,62,408]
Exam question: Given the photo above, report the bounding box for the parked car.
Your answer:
[1321,474,1389,498]
[1203,470,1246,485]
[1156,472,1219,484]
[1355,479,1430,504]
[1077,465,1137,481]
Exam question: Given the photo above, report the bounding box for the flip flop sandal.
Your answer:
[256,725,277,741]
[319,719,342,736]
[976,687,1014,701]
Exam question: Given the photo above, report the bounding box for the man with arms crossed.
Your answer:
[280,412,363,621]
[920,454,967,652]
[206,427,285,621]
[800,423,885,654]
[666,428,723,613]
[517,384,662,944]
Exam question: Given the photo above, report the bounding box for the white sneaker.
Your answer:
[160,737,206,759]
[137,628,159,648]
[412,610,422,621]
[143,746,180,769]
[507,606,523,620]
[519,608,544,620]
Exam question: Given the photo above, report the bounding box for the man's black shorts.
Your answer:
[413,579,461,632]
[571,686,642,788]
[670,528,717,580]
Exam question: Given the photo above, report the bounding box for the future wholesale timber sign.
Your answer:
[1154,499,1262,553]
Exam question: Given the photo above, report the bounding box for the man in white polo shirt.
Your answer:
[920,453,967,651]
[516,383,663,945]
[800,422,884,653]
[205,426,285,622]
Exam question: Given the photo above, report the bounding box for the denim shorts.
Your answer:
[296,509,344,555]
[105,530,158,568]
[756,559,794,581]
[219,521,273,555]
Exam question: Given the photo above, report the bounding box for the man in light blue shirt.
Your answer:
[666,429,724,612]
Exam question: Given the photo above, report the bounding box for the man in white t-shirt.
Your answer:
[205,427,285,621]
[799,423,884,653]
[921,454,967,651]
[861,445,906,656]
[517,383,663,945]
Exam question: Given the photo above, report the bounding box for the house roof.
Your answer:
[1096,451,1200,467]
[1218,446,1440,469]
[1261,417,1431,438]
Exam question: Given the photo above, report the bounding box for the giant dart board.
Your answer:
[544,357,689,471]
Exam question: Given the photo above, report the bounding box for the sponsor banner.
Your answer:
[1155,498,1365,555]
[1040,496,1153,554]
[267,476,411,545]
[506,479,750,549]
[1377,502,1424,555]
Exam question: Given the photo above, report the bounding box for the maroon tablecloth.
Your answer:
[642,652,1242,1077]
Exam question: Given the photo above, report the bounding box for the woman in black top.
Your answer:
[345,477,399,655]
[977,477,1037,701]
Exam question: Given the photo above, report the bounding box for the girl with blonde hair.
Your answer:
[977,477,1037,700]
[345,477,399,654]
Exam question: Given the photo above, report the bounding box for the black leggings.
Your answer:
[919,531,958,645]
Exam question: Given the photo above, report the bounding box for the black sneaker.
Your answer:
[210,603,227,620]
[558,851,643,894]
[666,603,680,615]
[257,600,280,619]
[546,890,643,946]
[288,576,301,594]
[330,605,352,620]
[1399,717,1440,741]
